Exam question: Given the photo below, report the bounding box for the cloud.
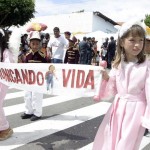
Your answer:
[35,0,150,22]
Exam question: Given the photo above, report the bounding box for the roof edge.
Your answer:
[93,11,118,25]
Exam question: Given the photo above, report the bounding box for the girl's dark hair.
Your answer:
[113,24,146,68]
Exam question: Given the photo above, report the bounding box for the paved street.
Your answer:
[0,88,149,150]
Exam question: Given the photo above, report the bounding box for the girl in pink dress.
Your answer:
[0,29,21,140]
[93,21,150,150]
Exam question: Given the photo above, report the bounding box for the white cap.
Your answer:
[118,20,144,38]
[29,31,41,40]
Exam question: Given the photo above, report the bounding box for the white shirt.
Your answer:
[47,35,68,60]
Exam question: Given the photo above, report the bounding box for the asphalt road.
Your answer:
[1,88,149,150]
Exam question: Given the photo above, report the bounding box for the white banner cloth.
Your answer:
[0,63,102,97]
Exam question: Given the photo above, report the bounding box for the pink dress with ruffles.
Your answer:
[93,60,150,150]
[0,49,14,131]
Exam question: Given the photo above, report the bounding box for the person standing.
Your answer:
[143,19,150,137]
[107,36,116,69]
[79,36,88,64]
[95,51,100,66]
[64,39,79,64]
[21,31,47,121]
[0,28,21,140]
[47,27,68,63]
[86,37,93,65]
[44,33,50,44]
[93,21,150,150]
[64,31,71,41]
[0,47,13,141]
[101,37,109,61]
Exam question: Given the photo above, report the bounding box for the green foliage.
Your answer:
[0,0,35,28]
[144,14,150,27]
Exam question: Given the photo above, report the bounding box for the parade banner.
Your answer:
[0,62,102,97]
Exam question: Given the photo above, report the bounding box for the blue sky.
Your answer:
[35,0,150,22]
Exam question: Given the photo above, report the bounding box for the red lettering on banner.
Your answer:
[21,69,28,84]
[76,70,85,88]
[8,69,14,82]
[8,69,12,82]
[15,69,23,83]
[71,69,75,88]
[37,72,44,85]
[28,70,36,84]
[1,68,7,80]
[0,67,45,86]
[62,69,94,89]
[5,69,9,81]
[62,69,71,87]
[83,70,94,89]
[2,68,6,79]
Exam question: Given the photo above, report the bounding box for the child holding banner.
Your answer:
[93,20,150,150]
[0,72,13,140]
[21,31,47,121]
[0,28,21,140]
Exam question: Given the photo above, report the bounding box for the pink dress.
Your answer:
[0,49,14,131]
[93,60,150,150]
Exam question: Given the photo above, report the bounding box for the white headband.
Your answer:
[118,20,144,38]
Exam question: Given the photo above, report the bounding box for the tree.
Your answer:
[0,0,35,28]
[144,14,150,27]
[0,0,35,61]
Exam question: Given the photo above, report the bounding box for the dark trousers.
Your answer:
[79,51,87,64]
[86,51,92,65]
[107,53,115,69]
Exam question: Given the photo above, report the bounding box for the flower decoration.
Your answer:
[27,23,47,32]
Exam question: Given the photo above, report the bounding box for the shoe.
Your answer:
[0,127,13,141]
[144,129,150,137]
[21,113,33,119]
[30,115,41,121]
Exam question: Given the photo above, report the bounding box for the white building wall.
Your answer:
[92,15,117,33]
[18,12,117,34]
[27,12,93,34]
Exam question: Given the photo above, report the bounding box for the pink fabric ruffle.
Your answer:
[94,76,117,102]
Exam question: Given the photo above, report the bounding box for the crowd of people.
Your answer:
[18,27,103,66]
[0,20,150,150]
[18,27,118,70]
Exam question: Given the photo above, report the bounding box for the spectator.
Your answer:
[107,36,116,69]
[64,31,71,40]
[45,33,50,44]
[95,51,100,66]
[101,37,109,61]
[79,37,88,64]
[47,27,68,63]
[64,39,79,64]
[86,37,93,65]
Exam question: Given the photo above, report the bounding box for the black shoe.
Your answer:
[144,129,149,136]
[30,115,41,121]
[21,113,33,119]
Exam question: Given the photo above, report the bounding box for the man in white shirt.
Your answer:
[47,27,68,63]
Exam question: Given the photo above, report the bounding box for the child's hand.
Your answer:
[101,69,109,81]
[93,95,100,102]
